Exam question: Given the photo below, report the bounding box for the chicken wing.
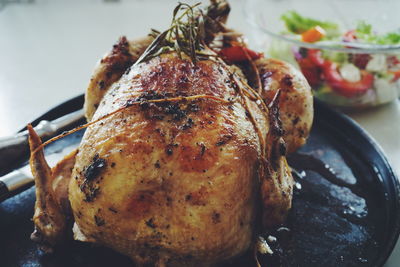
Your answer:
[84,36,153,121]
[255,58,313,153]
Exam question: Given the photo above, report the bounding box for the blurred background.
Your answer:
[1,0,244,137]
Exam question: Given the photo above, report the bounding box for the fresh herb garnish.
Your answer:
[136,2,215,65]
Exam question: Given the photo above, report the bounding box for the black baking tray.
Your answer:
[0,95,399,267]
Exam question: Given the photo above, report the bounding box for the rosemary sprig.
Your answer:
[136,2,211,65]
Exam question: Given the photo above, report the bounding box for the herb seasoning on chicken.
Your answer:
[28,1,313,266]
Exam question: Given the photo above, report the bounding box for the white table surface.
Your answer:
[1,0,399,265]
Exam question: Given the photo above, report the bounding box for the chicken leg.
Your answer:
[28,125,76,250]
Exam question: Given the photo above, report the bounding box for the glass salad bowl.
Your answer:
[245,0,400,110]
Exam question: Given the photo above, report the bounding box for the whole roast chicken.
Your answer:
[28,1,313,266]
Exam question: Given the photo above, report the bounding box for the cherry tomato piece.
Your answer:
[323,62,374,97]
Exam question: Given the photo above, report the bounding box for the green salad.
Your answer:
[268,11,400,107]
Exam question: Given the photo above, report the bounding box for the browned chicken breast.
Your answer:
[72,52,273,265]
[28,1,312,266]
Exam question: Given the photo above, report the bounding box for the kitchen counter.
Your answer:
[1,0,399,265]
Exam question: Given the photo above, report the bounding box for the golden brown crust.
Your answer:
[69,53,270,265]
[255,58,313,154]
[84,36,154,121]
[30,48,305,267]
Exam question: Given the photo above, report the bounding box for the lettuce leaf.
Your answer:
[281,11,340,38]
[356,21,400,45]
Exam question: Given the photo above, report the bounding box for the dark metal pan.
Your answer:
[0,95,399,267]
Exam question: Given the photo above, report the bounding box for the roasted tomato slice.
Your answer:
[323,62,374,97]
[219,46,262,62]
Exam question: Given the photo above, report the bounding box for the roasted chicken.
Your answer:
[28,1,313,266]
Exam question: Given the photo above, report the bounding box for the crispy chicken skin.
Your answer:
[255,58,313,153]
[28,1,312,265]
[84,36,153,121]
[70,53,266,265]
